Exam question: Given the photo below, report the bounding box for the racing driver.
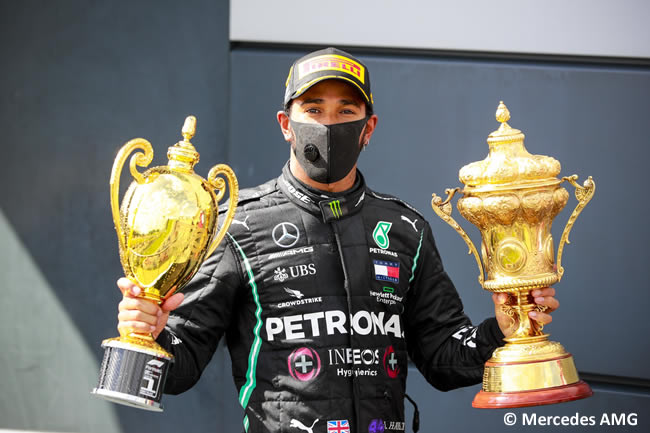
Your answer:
[115,47,559,433]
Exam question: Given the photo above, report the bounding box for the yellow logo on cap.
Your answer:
[297,54,365,84]
[285,66,293,87]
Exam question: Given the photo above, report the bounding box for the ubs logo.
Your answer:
[273,264,316,283]
[289,263,316,278]
[288,347,321,382]
[272,222,300,248]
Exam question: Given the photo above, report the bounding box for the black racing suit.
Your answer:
[156,163,505,433]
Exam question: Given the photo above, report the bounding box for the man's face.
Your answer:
[289,79,367,126]
[277,78,378,188]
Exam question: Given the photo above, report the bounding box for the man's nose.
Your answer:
[321,111,340,125]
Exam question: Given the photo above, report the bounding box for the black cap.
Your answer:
[284,47,373,110]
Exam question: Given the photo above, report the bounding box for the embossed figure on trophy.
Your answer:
[502,292,547,342]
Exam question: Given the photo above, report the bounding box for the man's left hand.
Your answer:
[493,287,560,338]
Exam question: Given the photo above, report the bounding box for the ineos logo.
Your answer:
[272,222,300,248]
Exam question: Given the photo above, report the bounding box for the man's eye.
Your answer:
[341,109,356,114]
[306,108,321,114]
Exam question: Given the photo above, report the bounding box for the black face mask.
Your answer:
[290,117,368,184]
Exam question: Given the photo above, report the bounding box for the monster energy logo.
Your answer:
[373,221,392,249]
[328,200,343,219]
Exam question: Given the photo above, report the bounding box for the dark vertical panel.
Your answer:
[358,56,650,381]
[0,1,239,432]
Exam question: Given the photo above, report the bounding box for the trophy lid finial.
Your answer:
[168,115,200,171]
[491,101,518,137]
[496,101,510,123]
[182,116,197,142]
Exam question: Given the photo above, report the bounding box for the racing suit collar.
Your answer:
[278,162,367,223]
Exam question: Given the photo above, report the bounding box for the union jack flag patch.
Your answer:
[327,419,350,433]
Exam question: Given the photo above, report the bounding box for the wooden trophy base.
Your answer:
[473,339,593,409]
[473,380,593,409]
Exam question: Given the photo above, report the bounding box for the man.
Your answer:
[116,47,558,432]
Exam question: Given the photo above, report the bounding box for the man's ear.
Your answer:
[277,110,293,142]
[362,114,378,145]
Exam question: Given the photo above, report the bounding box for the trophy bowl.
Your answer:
[92,116,238,411]
[432,102,595,408]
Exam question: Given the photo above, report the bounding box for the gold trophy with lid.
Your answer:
[432,102,595,408]
[92,116,238,411]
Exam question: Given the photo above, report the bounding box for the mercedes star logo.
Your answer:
[272,222,300,248]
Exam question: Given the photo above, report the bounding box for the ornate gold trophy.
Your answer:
[92,116,238,411]
[432,102,595,408]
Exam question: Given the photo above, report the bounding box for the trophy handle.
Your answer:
[206,164,239,257]
[109,138,154,254]
[556,175,596,281]
[432,188,485,287]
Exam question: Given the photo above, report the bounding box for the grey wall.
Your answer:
[230,0,650,59]
[229,46,650,432]
[0,1,240,432]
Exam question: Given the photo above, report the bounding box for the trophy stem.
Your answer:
[123,333,167,351]
[138,285,163,304]
[503,289,546,343]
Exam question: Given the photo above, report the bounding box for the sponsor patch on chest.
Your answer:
[373,260,399,283]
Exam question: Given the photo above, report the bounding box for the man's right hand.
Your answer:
[117,277,185,339]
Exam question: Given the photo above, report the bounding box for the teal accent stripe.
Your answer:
[243,415,250,432]
[409,231,424,283]
[228,233,263,414]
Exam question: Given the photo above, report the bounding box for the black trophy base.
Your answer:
[92,338,173,412]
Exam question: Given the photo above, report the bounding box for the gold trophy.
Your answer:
[432,102,595,408]
[92,116,238,411]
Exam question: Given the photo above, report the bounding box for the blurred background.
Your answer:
[1,1,648,432]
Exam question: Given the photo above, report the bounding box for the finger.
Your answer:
[118,309,159,327]
[161,293,185,313]
[118,320,156,335]
[531,287,555,298]
[533,295,559,312]
[117,277,141,297]
[118,297,161,316]
[492,293,509,305]
[529,311,553,325]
